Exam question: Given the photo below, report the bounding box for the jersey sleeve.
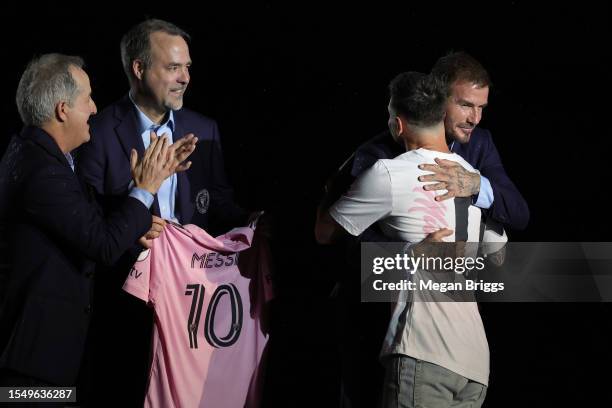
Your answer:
[328,160,393,236]
[123,247,154,304]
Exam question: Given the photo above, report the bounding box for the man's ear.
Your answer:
[395,116,404,135]
[132,59,145,80]
[55,101,69,122]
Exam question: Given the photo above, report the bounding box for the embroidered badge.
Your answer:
[196,189,210,214]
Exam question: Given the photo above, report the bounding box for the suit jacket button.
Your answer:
[84,305,92,314]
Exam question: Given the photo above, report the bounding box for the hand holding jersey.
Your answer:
[139,215,167,249]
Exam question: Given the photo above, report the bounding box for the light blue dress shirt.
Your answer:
[65,152,75,171]
[475,176,493,209]
[129,95,178,221]
[128,187,155,209]
[449,141,494,209]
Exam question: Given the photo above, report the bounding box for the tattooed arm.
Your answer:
[418,158,481,201]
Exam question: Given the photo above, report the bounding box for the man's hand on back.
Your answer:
[418,158,480,201]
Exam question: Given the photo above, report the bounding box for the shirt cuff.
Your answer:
[474,175,494,209]
[129,187,154,209]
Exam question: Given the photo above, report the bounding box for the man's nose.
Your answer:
[178,67,190,84]
[467,108,481,125]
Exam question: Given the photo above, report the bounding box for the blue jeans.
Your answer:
[380,355,487,408]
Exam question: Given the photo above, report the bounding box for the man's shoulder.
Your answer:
[468,127,493,146]
[391,149,428,164]
[458,127,495,163]
[172,108,222,143]
[450,153,477,172]
[351,131,403,178]
[361,159,395,183]
[6,130,67,170]
[356,130,403,160]
[89,97,130,133]
[1,134,43,179]
[382,151,423,175]
[174,108,218,134]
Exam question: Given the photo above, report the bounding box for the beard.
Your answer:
[163,95,184,111]
[450,125,473,143]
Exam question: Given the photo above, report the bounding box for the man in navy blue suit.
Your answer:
[76,19,250,406]
[347,52,529,231]
[0,53,195,391]
[78,19,248,236]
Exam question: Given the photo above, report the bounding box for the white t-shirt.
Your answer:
[329,148,490,386]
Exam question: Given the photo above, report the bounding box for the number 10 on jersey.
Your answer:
[184,283,243,349]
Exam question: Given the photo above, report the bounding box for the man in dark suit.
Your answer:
[78,19,247,235]
[0,53,195,392]
[76,19,250,405]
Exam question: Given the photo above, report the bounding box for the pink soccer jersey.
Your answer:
[123,222,272,408]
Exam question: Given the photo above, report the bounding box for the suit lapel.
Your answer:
[172,111,193,224]
[113,96,145,164]
[23,126,88,196]
[24,126,71,168]
[113,95,161,216]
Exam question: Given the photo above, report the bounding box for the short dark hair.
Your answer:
[388,71,446,128]
[120,19,190,83]
[431,51,491,93]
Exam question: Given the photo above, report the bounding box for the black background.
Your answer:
[2,2,611,407]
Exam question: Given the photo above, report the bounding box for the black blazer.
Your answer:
[0,126,152,385]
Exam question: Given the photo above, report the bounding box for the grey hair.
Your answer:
[120,19,190,84]
[15,53,84,127]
